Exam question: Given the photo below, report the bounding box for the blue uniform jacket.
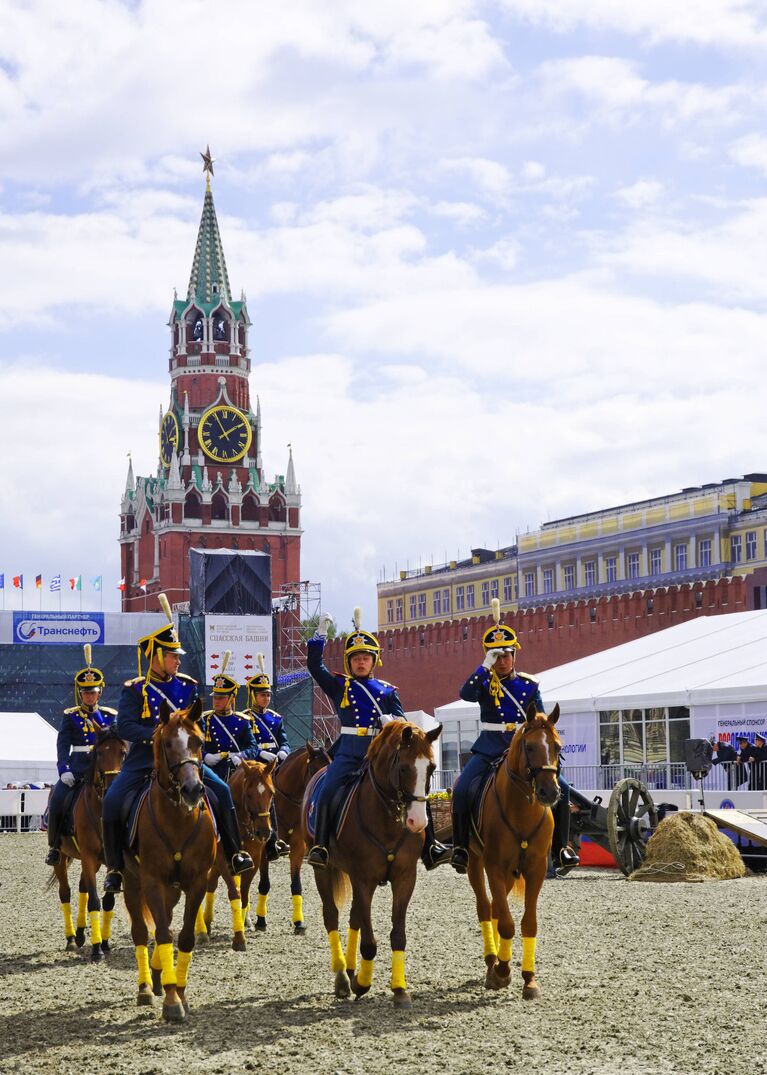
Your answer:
[116,673,198,773]
[245,708,290,759]
[202,710,260,779]
[307,636,405,760]
[57,705,117,777]
[460,666,543,759]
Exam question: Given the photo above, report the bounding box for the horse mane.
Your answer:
[367,720,432,763]
[508,712,562,764]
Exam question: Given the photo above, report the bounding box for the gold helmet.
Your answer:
[136,593,185,677]
[74,643,104,705]
[482,597,520,652]
[343,607,381,674]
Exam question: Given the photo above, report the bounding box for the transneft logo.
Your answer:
[13,612,104,645]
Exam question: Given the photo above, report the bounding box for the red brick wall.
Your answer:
[322,577,750,713]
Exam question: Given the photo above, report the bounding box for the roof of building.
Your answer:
[0,712,57,763]
[186,183,232,306]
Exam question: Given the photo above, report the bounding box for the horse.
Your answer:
[303,721,441,1008]
[49,727,128,961]
[121,698,217,1022]
[464,703,561,1000]
[198,758,276,951]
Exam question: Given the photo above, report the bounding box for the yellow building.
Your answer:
[377,473,767,630]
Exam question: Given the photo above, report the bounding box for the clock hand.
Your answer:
[215,413,232,441]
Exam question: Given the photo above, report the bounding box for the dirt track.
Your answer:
[1,833,764,1075]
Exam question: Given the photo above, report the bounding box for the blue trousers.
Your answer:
[452,753,493,817]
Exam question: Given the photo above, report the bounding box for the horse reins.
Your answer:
[489,725,559,872]
[355,744,429,883]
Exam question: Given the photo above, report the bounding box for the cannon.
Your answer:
[568,778,659,876]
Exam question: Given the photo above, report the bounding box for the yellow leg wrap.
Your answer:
[61,902,74,937]
[255,893,268,917]
[77,892,88,930]
[89,910,103,945]
[357,956,374,988]
[230,898,245,935]
[481,920,497,959]
[390,950,406,991]
[291,894,303,924]
[521,936,537,973]
[498,935,512,963]
[204,890,216,924]
[244,903,250,918]
[150,943,163,971]
[176,949,193,989]
[345,927,360,973]
[195,904,208,935]
[492,917,499,950]
[234,874,241,892]
[135,945,151,987]
[101,909,114,941]
[157,941,176,986]
[328,930,346,973]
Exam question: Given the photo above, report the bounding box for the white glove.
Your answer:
[204,753,223,766]
[317,612,334,638]
[61,771,76,787]
[483,650,501,669]
[229,753,242,767]
[260,749,277,762]
[277,749,289,762]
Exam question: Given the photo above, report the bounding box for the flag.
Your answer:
[35,575,42,589]
[50,574,61,592]
[139,579,148,592]
[69,576,81,591]
[91,576,102,591]
[0,574,4,589]
[13,575,22,589]
[118,577,126,591]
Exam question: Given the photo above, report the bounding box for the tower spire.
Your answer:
[285,443,297,495]
[187,146,231,306]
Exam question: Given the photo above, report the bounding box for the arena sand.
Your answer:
[1,833,764,1075]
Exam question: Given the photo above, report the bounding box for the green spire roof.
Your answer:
[187,182,232,306]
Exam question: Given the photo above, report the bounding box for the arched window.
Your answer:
[186,308,204,343]
[269,494,286,523]
[241,491,259,522]
[212,311,230,342]
[184,489,202,519]
[211,490,228,521]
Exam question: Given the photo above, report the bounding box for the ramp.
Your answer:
[703,809,767,847]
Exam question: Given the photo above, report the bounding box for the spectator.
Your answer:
[749,732,767,791]
[711,737,737,790]
[735,736,751,789]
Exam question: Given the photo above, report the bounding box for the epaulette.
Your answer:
[517,672,539,684]
[233,710,251,720]
[125,676,144,687]
[375,679,397,689]
[99,706,118,716]
[177,672,198,684]
[64,706,79,714]
[201,709,214,719]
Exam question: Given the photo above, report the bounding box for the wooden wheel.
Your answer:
[607,778,658,876]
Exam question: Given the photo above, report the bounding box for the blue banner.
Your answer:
[13,611,105,645]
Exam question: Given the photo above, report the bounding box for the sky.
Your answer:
[2,0,767,620]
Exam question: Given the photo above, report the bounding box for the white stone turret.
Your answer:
[167,450,182,492]
[285,444,297,495]
[181,391,191,466]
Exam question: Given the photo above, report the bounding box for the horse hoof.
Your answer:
[522,982,541,1001]
[162,1002,186,1023]
[485,965,511,991]
[255,917,267,932]
[75,928,86,948]
[177,989,190,1015]
[392,989,412,1009]
[90,946,103,963]
[65,937,77,952]
[152,969,163,997]
[100,940,111,955]
[334,970,351,999]
[232,936,247,952]
[136,987,153,1007]
[244,913,254,930]
[195,931,209,946]
[293,923,306,936]
[350,974,370,999]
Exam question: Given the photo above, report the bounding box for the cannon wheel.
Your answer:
[607,778,658,876]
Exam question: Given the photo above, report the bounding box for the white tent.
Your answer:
[0,712,58,786]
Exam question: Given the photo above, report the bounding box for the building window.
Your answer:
[466,584,475,609]
[605,556,617,583]
[698,539,711,568]
[731,535,742,564]
[543,568,554,594]
[456,586,465,611]
[386,600,393,624]
[417,592,426,617]
[481,581,489,606]
[409,594,417,620]
[649,548,662,576]
[395,598,403,623]
[443,589,450,614]
[524,572,536,598]
[490,579,499,601]
[584,560,597,586]
[433,591,441,615]
[503,576,512,601]
[625,553,639,580]
[563,564,575,590]
[674,543,687,571]
[746,531,757,560]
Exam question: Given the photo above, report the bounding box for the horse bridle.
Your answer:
[159,747,204,805]
[368,744,430,826]
[505,726,559,804]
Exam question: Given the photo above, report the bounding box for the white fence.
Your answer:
[0,788,49,833]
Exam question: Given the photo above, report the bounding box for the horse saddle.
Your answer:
[125,784,219,851]
[469,758,504,843]
[303,769,363,844]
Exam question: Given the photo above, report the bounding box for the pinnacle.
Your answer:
[187,184,232,307]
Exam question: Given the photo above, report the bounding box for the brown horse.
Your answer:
[465,703,561,1000]
[50,727,127,961]
[121,698,217,1022]
[303,721,441,1008]
[199,758,276,950]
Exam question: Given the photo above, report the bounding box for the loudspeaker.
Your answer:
[683,738,713,777]
[189,548,272,616]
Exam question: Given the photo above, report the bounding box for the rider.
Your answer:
[101,601,254,895]
[202,666,289,860]
[450,608,580,876]
[306,609,452,871]
[45,646,116,866]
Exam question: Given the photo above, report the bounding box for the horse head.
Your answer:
[240,759,276,841]
[306,740,332,771]
[89,727,128,794]
[367,721,442,834]
[155,698,205,810]
[508,703,562,807]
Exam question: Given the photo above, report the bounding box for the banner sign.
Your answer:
[204,616,272,686]
[13,611,105,645]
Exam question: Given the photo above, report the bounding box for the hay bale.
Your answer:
[629,812,746,883]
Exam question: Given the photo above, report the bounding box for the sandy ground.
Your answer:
[1,833,764,1075]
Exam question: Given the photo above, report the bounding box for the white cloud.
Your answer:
[614,179,664,208]
[439,156,511,198]
[730,132,767,174]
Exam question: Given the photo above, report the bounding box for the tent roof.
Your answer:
[538,610,767,711]
[0,712,57,763]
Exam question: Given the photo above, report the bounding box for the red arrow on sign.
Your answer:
[211,653,220,659]
[244,654,253,659]
[244,663,253,669]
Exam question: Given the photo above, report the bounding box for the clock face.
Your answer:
[159,411,180,468]
[198,404,252,463]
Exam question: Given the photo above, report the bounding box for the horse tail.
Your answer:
[510,873,525,904]
[45,869,58,892]
[329,864,351,910]
[142,899,155,933]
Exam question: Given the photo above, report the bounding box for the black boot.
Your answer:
[218,807,255,875]
[421,806,453,871]
[102,819,124,894]
[45,807,62,865]
[552,792,579,877]
[307,801,330,869]
[266,802,290,860]
[451,811,470,874]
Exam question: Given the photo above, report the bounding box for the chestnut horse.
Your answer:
[121,698,217,1022]
[465,703,561,1000]
[303,721,441,1008]
[50,727,127,961]
[199,758,276,950]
